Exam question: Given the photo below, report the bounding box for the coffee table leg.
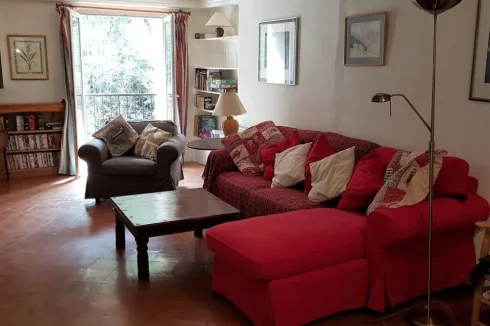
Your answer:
[115,215,126,249]
[194,229,203,237]
[136,237,150,281]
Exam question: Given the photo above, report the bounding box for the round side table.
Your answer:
[187,138,224,151]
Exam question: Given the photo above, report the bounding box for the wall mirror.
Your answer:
[258,17,299,85]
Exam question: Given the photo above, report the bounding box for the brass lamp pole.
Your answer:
[371,1,462,325]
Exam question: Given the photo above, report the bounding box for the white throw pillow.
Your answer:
[272,143,312,188]
[308,147,355,202]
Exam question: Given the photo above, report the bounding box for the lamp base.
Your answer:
[405,304,452,326]
[222,116,239,136]
[215,27,224,37]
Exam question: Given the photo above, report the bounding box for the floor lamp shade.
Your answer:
[205,12,233,37]
[213,92,246,136]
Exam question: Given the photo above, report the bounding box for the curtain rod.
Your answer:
[56,3,191,15]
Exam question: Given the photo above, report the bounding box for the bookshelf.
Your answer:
[0,101,65,180]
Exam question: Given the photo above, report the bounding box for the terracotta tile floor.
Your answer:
[0,163,480,325]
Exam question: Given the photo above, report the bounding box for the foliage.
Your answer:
[78,15,160,133]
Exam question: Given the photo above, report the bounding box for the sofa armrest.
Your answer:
[367,194,490,246]
[156,133,186,175]
[78,138,109,174]
[203,149,237,192]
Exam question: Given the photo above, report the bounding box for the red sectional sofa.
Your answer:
[204,126,490,326]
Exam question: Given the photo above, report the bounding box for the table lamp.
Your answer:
[205,12,233,38]
[372,1,462,325]
[213,92,246,136]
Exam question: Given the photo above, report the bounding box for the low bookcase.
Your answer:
[0,101,65,180]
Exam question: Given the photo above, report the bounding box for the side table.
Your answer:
[187,138,224,151]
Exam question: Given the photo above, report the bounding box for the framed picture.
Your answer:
[7,35,49,80]
[258,17,299,85]
[345,12,387,66]
[470,0,490,102]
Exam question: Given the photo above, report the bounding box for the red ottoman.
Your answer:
[206,208,369,326]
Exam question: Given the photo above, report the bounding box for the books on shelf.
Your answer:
[195,68,238,93]
[7,152,60,170]
[194,115,217,139]
[0,114,62,132]
[7,133,62,151]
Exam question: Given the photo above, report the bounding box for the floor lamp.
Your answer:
[371,1,462,325]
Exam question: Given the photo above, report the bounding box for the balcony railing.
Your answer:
[78,93,157,135]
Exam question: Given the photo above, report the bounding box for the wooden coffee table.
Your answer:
[110,189,240,280]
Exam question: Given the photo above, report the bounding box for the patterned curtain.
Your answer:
[56,5,78,175]
[174,12,189,135]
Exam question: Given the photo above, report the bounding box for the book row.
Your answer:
[0,115,62,132]
[7,134,62,151]
[195,69,238,93]
[7,152,61,170]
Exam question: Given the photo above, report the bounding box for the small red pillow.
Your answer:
[337,147,397,212]
[304,134,336,194]
[434,156,469,198]
[261,131,301,180]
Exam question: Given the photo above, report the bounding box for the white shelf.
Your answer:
[196,35,238,41]
[194,108,215,114]
[196,67,237,71]
[194,89,223,95]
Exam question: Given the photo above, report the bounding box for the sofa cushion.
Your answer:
[261,131,301,180]
[207,208,366,281]
[434,156,470,198]
[101,157,157,176]
[272,143,312,188]
[215,172,272,216]
[245,187,325,218]
[222,121,285,176]
[308,147,355,202]
[367,150,446,215]
[92,115,139,157]
[304,134,336,194]
[338,147,397,212]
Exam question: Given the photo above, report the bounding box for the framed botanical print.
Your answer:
[345,12,387,66]
[259,17,299,85]
[470,0,490,102]
[7,35,49,80]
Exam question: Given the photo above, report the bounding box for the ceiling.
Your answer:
[21,0,238,9]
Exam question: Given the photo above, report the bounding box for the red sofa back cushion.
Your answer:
[434,156,470,198]
[278,126,380,164]
[261,131,301,180]
[338,147,397,212]
[304,134,336,194]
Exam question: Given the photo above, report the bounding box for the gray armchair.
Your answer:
[78,120,186,203]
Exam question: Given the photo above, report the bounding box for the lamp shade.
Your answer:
[412,0,463,15]
[205,12,233,27]
[213,92,246,117]
[371,93,392,103]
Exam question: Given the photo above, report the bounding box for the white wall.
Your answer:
[239,0,490,200]
[0,0,65,103]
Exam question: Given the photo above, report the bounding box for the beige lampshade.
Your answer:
[205,12,233,27]
[213,92,246,117]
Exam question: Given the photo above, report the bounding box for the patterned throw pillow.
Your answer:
[367,149,447,215]
[221,121,285,176]
[92,115,138,157]
[134,123,172,161]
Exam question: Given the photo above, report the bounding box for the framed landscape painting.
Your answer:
[470,0,490,102]
[345,12,386,66]
[7,35,49,80]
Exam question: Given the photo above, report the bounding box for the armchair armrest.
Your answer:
[203,149,237,192]
[156,133,186,175]
[78,138,109,174]
[367,194,490,246]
